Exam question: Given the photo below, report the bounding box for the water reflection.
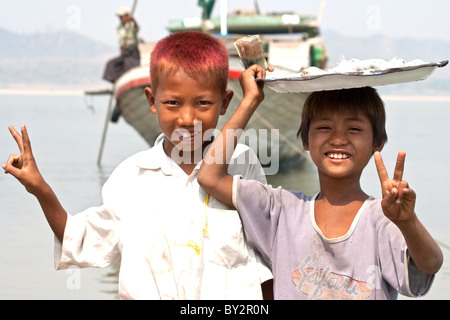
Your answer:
[267,156,319,195]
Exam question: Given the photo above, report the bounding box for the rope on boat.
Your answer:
[233,90,313,163]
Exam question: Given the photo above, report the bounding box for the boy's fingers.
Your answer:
[393,151,406,182]
[249,64,264,78]
[21,125,33,155]
[8,125,24,153]
[374,151,389,184]
[6,153,19,163]
[5,154,22,169]
[397,181,413,202]
[382,188,397,208]
[3,158,20,177]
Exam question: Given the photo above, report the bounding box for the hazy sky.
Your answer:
[2,0,450,46]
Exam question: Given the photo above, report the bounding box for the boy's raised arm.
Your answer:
[3,125,67,242]
[374,151,443,274]
[198,65,271,208]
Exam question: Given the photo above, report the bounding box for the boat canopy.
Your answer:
[168,11,320,37]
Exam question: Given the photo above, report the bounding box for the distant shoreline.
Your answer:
[1,88,449,102]
[381,95,450,102]
[0,87,111,96]
[0,88,87,96]
[381,94,450,102]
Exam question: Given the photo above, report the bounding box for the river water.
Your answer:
[0,92,449,299]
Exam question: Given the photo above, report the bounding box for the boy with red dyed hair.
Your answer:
[3,31,272,299]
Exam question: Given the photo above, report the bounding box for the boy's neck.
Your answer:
[163,139,212,176]
[317,176,368,205]
[178,162,199,176]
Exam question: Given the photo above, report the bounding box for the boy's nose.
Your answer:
[177,105,196,126]
[329,131,348,145]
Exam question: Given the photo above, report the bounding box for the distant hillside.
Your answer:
[0,28,116,90]
[0,28,115,60]
[0,28,449,94]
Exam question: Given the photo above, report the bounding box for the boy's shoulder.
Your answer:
[237,177,313,204]
[115,134,166,171]
[107,137,165,181]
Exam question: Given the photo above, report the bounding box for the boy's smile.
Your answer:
[145,71,233,165]
[325,152,351,160]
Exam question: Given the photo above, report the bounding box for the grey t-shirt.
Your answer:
[233,176,434,300]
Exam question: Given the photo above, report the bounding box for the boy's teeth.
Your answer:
[178,131,192,138]
[327,153,350,159]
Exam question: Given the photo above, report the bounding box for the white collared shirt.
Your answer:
[55,134,271,299]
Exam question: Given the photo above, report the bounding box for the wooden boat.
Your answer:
[93,1,328,165]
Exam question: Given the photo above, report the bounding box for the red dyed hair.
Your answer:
[150,31,229,92]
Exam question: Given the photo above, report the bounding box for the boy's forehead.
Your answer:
[153,70,224,96]
[158,70,193,83]
[159,69,222,87]
[313,104,361,118]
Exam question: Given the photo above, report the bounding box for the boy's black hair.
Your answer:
[298,87,388,149]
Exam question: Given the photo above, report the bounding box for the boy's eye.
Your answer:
[349,127,362,132]
[198,101,211,106]
[162,100,179,107]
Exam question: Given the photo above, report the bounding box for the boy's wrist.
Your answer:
[392,213,419,233]
[29,178,51,198]
[241,95,263,111]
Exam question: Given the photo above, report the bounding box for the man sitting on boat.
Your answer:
[103,6,140,83]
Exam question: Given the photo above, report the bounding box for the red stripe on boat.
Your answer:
[229,69,242,80]
[115,77,151,98]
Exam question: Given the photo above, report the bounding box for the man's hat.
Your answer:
[116,6,131,17]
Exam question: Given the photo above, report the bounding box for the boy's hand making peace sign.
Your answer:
[3,125,46,195]
[374,150,443,274]
[3,125,67,241]
[374,151,416,224]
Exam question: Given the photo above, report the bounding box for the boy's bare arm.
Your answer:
[374,151,443,274]
[3,125,67,242]
[198,65,271,207]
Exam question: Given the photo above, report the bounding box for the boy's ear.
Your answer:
[220,90,234,115]
[302,142,309,151]
[373,141,385,153]
[301,134,309,151]
[145,87,157,114]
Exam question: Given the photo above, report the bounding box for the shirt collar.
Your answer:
[135,133,204,176]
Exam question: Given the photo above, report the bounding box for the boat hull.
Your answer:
[115,85,162,145]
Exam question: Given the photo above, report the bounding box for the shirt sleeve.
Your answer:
[232,176,283,266]
[405,250,435,297]
[54,205,121,270]
[377,217,434,297]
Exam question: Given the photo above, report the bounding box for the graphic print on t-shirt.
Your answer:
[292,254,374,299]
